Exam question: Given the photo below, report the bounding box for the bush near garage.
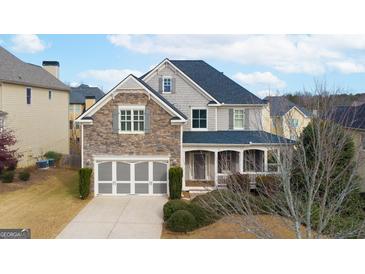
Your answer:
[168,166,183,199]
[1,170,15,183]
[163,199,189,221]
[166,210,197,232]
[79,168,93,199]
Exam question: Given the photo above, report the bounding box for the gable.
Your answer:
[75,75,187,123]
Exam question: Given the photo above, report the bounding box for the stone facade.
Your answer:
[83,90,181,167]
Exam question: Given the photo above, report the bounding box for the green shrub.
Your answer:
[255,175,281,196]
[169,166,183,199]
[166,210,197,232]
[18,170,30,181]
[186,203,217,227]
[1,171,15,183]
[163,199,188,221]
[44,151,62,163]
[79,168,93,199]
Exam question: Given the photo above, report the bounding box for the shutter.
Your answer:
[112,108,119,133]
[158,77,163,93]
[172,78,176,93]
[145,108,151,133]
[228,109,234,130]
[244,109,250,130]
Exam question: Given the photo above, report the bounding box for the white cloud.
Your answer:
[78,69,142,89]
[107,34,365,75]
[327,61,365,74]
[69,82,80,87]
[254,89,281,99]
[11,34,46,53]
[233,72,286,89]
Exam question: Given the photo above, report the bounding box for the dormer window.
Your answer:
[163,77,172,93]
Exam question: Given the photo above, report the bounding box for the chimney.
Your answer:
[42,61,60,79]
[85,96,96,110]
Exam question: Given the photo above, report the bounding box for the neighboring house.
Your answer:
[69,84,104,142]
[331,103,365,192]
[0,46,70,167]
[264,96,311,140]
[76,59,290,196]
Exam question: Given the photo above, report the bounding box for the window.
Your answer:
[163,77,172,93]
[69,121,73,129]
[48,90,52,100]
[192,109,207,129]
[26,88,31,104]
[234,109,245,129]
[267,150,280,172]
[362,134,365,150]
[289,118,299,128]
[120,107,145,133]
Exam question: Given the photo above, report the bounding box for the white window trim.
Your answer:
[118,105,146,134]
[191,107,208,131]
[233,109,245,130]
[162,76,172,93]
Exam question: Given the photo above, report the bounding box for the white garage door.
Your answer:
[95,159,168,196]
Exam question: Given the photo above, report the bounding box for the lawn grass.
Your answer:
[161,215,305,239]
[0,168,90,239]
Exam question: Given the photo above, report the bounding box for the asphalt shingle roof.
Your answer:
[264,96,311,117]
[331,103,365,130]
[169,60,264,104]
[183,130,292,145]
[0,46,69,91]
[70,84,105,104]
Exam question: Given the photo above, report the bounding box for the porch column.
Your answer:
[264,149,268,172]
[239,150,244,173]
[181,150,186,190]
[214,150,218,187]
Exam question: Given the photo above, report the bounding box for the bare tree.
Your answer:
[195,83,365,239]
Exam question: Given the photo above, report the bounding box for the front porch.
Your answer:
[182,147,280,190]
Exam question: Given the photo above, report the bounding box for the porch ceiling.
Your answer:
[183,130,292,145]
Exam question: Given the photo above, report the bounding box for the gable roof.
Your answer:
[264,96,311,117]
[0,46,69,91]
[76,74,187,123]
[169,60,264,105]
[183,130,292,145]
[331,103,365,130]
[70,84,105,104]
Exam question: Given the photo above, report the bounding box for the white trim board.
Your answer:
[75,74,187,123]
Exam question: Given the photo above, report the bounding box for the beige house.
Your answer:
[265,96,311,140]
[69,84,104,143]
[0,46,70,167]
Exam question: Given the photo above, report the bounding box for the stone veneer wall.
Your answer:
[83,91,181,167]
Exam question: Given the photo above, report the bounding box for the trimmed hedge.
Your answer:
[166,210,197,232]
[18,170,31,181]
[186,203,217,227]
[169,166,183,199]
[79,168,93,199]
[226,173,251,193]
[1,171,15,183]
[163,199,188,221]
[255,175,281,196]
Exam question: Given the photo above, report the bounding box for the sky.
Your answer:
[1,34,365,98]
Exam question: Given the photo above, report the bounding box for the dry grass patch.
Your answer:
[0,168,91,238]
[162,215,306,239]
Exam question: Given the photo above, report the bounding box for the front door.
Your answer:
[193,153,206,180]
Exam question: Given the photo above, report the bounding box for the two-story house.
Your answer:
[76,59,289,196]
[265,96,311,140]
[0,46,70,167]
[69,84,104,143]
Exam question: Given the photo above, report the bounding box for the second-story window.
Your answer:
[49,90,52,100]
[163,77,172,93]
[289,118,299,128]
[26,88,31,104]
[120,107,145,133]
[192,109,207,129]
[234,109,245,129]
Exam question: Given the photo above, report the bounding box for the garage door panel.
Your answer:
[135,183,149,194]
[98,183,113,194]
[116,162,130,181]
[135,162,149,181]
[153,162,167,181]
[98,162,113,181]
[117,183,131,194]
[153,183,167,194]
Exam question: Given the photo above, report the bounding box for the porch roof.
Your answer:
[183,130,293,145]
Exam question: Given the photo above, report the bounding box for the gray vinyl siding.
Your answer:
[217,107,263,130]
[145,64,215,131]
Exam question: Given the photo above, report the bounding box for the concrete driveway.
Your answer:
[57,196,167,239]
